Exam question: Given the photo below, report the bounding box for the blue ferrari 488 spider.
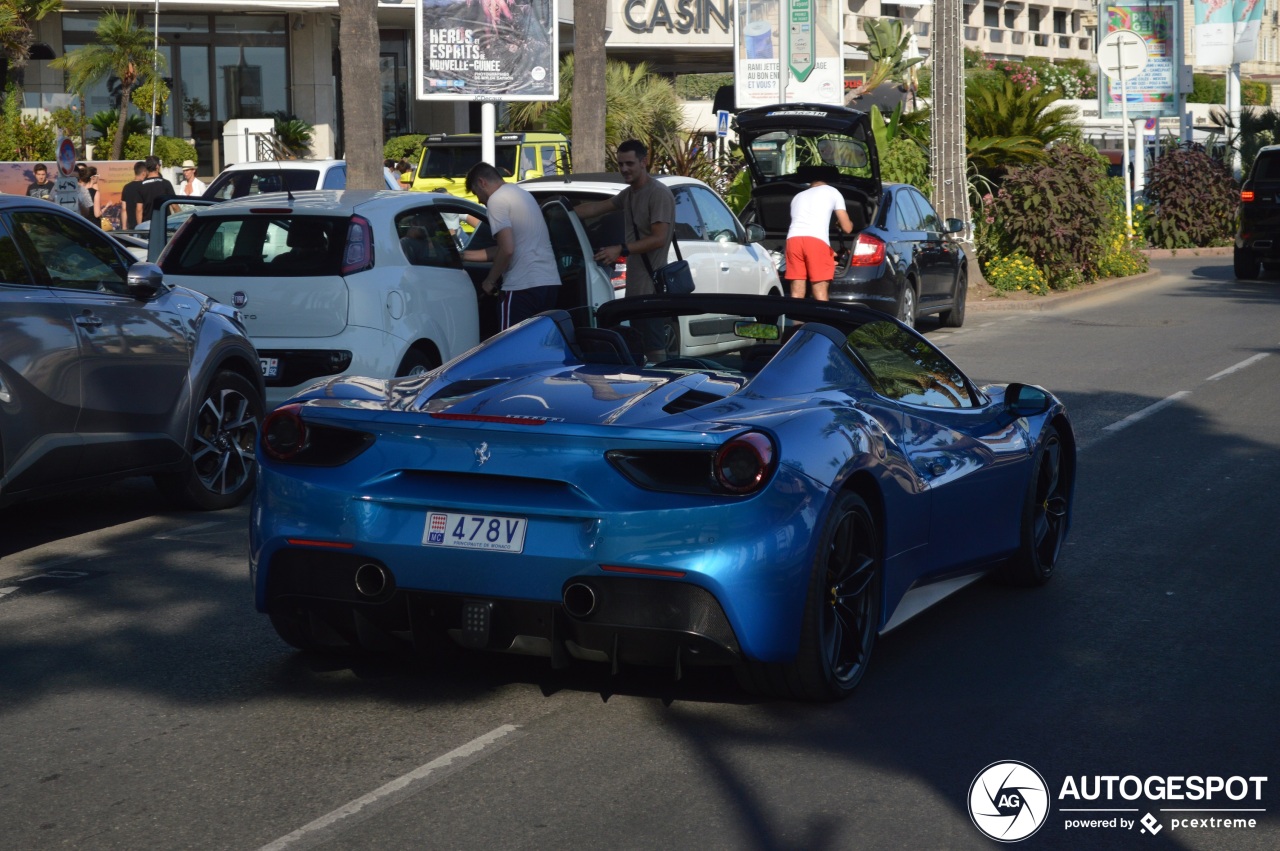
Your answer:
[250,294,1075,701]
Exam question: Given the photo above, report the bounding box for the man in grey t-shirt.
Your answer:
[465,163,561,330]
[574,139,675,364]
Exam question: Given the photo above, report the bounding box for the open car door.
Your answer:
[541,199,614,328]
[147,197,217,262]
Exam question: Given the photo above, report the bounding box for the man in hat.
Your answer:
[179,160,207,197]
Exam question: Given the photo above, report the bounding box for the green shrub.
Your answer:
[982,252,1050,295]
[881,136,930,195]
[0,85,57,161]
[1143,145,1237,248]
[674,73,733,101]
[122,134,197,166]
[989,142,1111,288]
[384,134,427,161]
[1096,173,1150,276]
[915,67,931,99]
[1191,74,1271,106]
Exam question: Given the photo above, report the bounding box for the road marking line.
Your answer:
[256,724,522,851]
[1102,391,1192,433]
[1205,352,1270,381]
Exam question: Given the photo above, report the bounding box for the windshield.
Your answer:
[204,169,322,200]
[748,131,874,182]
[419,145,518,179]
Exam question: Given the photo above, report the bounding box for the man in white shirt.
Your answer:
[785,165,854,301]
[464,162,561,330]
[179,160,207,197]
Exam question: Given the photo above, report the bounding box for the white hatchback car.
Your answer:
[152,190,613,403]
[521,173,778,357]
[203,159,401,199]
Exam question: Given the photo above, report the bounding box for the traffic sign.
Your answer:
[1097,30,1149,81]
[716,110,730,138]
[788,0,815,83]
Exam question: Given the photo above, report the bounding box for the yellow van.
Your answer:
[410,132,571,201]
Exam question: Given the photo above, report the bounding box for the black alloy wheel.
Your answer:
[397,347,441,378]
[155,370,262,510]
[999,425,1070,586]
[736,491,882,701]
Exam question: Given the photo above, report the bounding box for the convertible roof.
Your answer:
[596,293,889,332]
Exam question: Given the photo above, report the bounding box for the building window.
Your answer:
[1053,10,1067,34]
[1029,8,1042,31]
[883,3,902,17]
[985,4,1000,27]
[1004,8,1018,28]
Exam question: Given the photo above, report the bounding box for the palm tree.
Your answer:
[0,0,61,92]
[846,17,923,102]
[52,10,164,161]
[966,80,1079,182]
[338,0,381,188]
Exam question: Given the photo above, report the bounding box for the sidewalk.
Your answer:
[967,246,1231,313]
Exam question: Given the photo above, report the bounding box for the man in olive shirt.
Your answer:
[574,139,675,364]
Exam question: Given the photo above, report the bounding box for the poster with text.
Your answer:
[415,0,558,101]
[1192,0,1266,66]
[1102,3,1181,118]
[734,0,843,109]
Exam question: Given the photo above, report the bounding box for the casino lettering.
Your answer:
[623,0,732,34]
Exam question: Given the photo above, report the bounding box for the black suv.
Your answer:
[1234,145,1280,279]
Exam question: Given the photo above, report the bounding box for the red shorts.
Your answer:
[785,236,836,282]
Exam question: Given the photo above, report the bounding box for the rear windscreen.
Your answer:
[162,215,349,277]
[204,169,322,200]
[419,145,518,179]
[1252,152,1280,181]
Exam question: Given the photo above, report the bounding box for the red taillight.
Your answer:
[600,565,687,578]
[285,539,354,549]
[341,215,373,275]
[714,431,775,494]
[1241,189,1256,203]
[262,403,308,460]
[430,412,548,425]
[850,232,886,266]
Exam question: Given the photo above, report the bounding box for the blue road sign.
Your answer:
[716,110,730,138]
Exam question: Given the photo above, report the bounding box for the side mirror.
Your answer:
[944,218,966,235]
[744,223,767,243]
[126,262,166,298]
[1005,383,1051,417]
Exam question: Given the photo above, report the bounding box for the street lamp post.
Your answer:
[150,0,160,155]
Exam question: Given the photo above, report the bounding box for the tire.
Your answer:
[660,316,682,358]
[1234,248,1261,280]
[737,492,882,701]
[397,347,440,378]
[939,270,968,328]
[897,280,917,328]
[154,370,262,511]
[998,425,1070,587]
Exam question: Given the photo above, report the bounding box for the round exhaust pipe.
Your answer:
[354,563,390,598]
[563,582,597,619]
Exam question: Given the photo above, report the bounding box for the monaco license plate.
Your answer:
[423,512,527,553]
[260,357,279,378]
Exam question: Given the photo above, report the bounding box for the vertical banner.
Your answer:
[414,0,558,101]
[1101,3,1182,118]
[1192,0,1266,65]
[734,0,843,108]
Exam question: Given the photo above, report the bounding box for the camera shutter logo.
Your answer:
[969,761,1050,842]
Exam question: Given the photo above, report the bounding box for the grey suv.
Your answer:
[0,196,265,509]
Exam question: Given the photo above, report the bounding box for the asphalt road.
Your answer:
[2,255,1277,850]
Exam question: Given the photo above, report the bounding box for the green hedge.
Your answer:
[1189,73,1271,106]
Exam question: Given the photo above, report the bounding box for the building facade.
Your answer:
[18,1,1280,171]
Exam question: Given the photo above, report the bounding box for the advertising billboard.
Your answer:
[734,0,843,108]
[1100,3,1182,119]
[414,0,558,101]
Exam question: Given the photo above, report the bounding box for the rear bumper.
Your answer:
[264,550,743,668]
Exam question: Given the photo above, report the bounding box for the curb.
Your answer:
[968,269,1163,312]
[965,244,1233,313]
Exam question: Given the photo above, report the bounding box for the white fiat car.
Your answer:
[152,190,613,403]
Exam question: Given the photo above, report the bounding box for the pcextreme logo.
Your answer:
[968,762,1270,842]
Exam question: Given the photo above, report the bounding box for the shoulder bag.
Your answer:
[630,196,695,295]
